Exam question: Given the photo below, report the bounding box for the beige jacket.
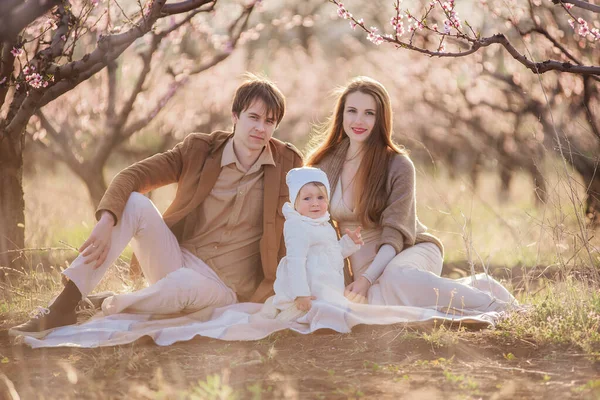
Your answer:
[96,131,303,303]
[319,152,444,257]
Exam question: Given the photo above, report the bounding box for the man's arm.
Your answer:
[84,134,203,267]
[96,137,193,225]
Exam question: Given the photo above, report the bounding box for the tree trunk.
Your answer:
[80,166,108,209]
[0,136,25,275]
[498,165,513,203]
[585,173,600,228]
[566,150,600,228]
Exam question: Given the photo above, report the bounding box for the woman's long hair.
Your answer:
[306,76,405,227]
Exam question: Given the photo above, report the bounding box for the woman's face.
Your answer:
[342,91,377,145]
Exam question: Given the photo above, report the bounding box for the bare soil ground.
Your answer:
[1,320,599,400]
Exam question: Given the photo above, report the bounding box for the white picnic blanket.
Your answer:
[23,296,504,348]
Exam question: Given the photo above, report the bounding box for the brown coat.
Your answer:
[319,152,444,258]
[96,131,303,303]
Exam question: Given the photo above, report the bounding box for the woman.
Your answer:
[307,76,515,312]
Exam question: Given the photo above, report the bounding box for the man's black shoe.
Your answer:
[8,307,77,339]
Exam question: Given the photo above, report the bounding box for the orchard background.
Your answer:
[1,0,599,398]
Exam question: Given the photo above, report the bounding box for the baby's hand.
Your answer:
[295,296,316,312]
[345,226,364,245]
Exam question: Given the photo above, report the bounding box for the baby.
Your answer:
[263,167,363,321]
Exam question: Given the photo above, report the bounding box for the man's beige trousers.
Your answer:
[63,193,237,315]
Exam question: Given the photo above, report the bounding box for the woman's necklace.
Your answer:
[345,148,363,162]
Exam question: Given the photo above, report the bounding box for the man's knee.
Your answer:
[126,192,154,210]
[121,192,160,223]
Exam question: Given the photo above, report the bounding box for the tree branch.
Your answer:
[122,2,255,136]
[4,90,43,154]
[36,2,72,65]
[34,110,82,172]
[161,0,215,16]
[582,76,600,141]
[106,60,117,124]
[38,41,130,107]
[121,76,188,137]
[46,0,166,80]
[0,42,16,112]
[113,35,159,131]
[0,0,62,43]
[333,1,600,76]
[554,0,600,14]
[381,32,600,75]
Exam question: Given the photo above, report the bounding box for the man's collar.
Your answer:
[221,138,276,173]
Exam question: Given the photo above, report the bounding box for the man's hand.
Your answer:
[79,211,115,269]
[344,276,371,304]
[295,295,316,312]
[345,226,364,246]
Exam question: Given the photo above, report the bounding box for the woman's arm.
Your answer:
[361,244,396,284]
[378,155,419,253]
[344,244,396,303]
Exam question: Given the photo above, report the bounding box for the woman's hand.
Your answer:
[344,276,371,304]
[295,296,316,312]
[345,226,364,245]
[79,211,115,269]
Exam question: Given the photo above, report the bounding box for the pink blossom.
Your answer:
[11,47,23,57]
[48,18,58,30]
[0,77,6,85]
[567,19,575,29]
[366,27,383,45]
[337,3,352,19]
[350,18,364,29]
[577,18,589,36]
[26,73,45,88]
[443,20,452,34]
[396,21,405,36]
[91,0,99,5]
[564,3,573,10]
[439,42,446,52]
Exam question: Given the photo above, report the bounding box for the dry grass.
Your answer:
[1,157,600,399]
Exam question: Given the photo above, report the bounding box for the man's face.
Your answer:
[232,99,277,155]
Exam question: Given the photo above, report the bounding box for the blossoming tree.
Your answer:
[28,4,254,208]
[0,0,257,272]
[331,0,599,224]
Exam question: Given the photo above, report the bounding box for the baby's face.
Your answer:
[295,183,328,219]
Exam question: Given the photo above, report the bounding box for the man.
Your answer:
[10,75,303,338]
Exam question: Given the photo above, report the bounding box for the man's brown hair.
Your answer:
[231,73,286,126]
